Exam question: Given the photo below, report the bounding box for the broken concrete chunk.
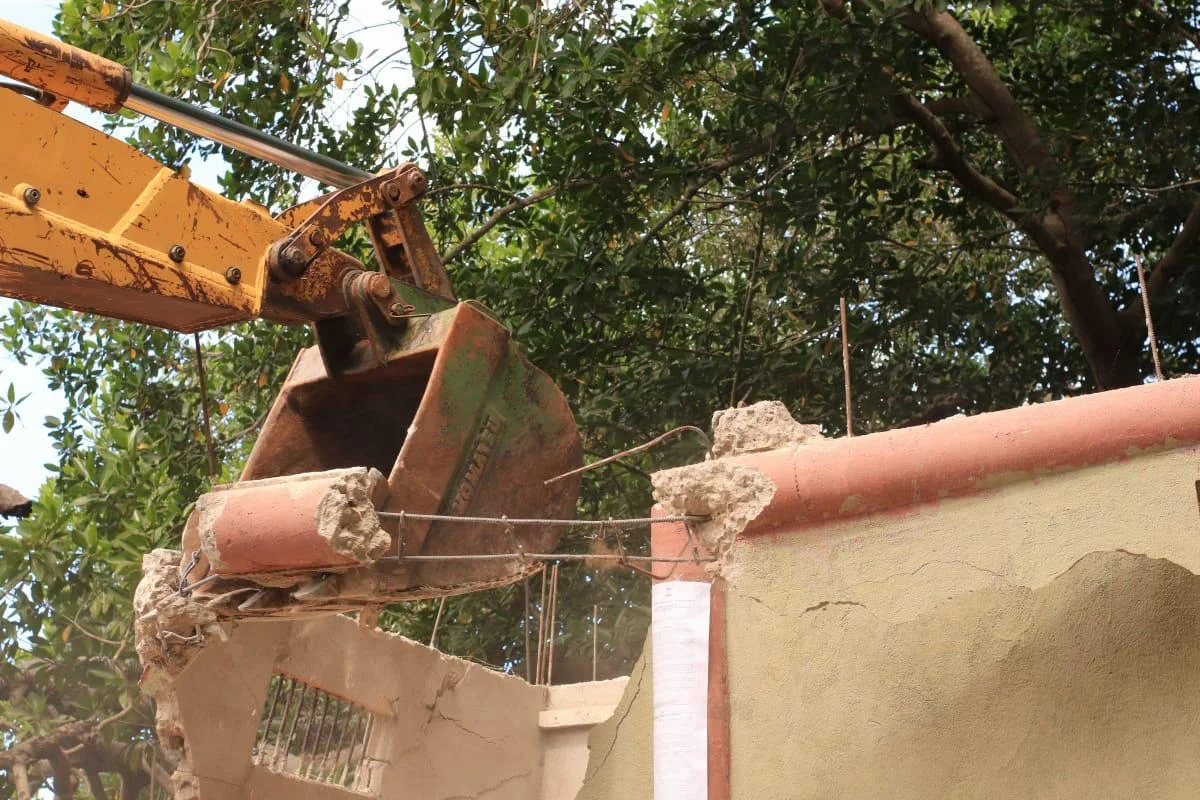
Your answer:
[196,467,391,578]
[709,400,822,459]
[134,549,226,675]
[651,460,774,566]
[317,467,393,562]
[0,483,32,518]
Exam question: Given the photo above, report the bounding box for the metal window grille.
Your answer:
[253,673,376,792]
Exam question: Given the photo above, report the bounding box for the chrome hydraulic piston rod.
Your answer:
[0,18,371,188]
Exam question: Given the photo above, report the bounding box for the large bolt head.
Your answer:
[365,272,391,299]
[22,187,41,206]
[275,245,309,279]
[168,244,186,263]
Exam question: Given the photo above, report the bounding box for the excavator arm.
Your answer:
[0,20,582,618]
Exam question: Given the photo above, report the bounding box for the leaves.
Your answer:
[6,0,1200,793]
[0,381,28,433]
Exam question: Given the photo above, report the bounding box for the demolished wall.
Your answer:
[724,444,1200,798]
[574,651,652,800]
[616,386,1200,799]
[140,611,626,800]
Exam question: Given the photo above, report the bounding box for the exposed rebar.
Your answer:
[544,425,712,485]
[376,511,706,527]
[193,333,218,477]
[840,296,854,436]
[1135,254,1165,381]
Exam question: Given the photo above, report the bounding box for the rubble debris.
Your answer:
[0,483,32,518]
[316,467,392,561]
[134,549,227,675]
[653,401,825,569]
[709,401,822,459]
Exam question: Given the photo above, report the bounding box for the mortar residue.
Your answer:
[709,400,822,459]
[317,467,391,561]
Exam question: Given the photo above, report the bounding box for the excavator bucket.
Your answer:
[180,297,582,610]
[0,20,584,613]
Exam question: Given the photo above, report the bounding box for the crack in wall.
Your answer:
[432,709,502,747]
[852,558,1009,587]
[444,770,532,800]
[734,589,870,620]
[801,599,866,615]
[583,658,645,782]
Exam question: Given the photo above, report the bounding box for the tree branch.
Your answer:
[81,758,109,800]
[1135,0,1200,50]
[926,95,996,123]
[48,748,74,799]
[636,181,705,247]
[890,94,1019,212]
[900,10,1051,177]
[1123,194,1200,321]
[12,761,32,800]
[635,144,772,247]
[891,8,1140,387]
[440,181,589,265]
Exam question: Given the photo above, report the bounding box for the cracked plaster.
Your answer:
[141,611,622,800]
[725,439,1200,798]
[583,398,1200,799]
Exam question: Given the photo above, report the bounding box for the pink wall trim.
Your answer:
[732,376,1200,535]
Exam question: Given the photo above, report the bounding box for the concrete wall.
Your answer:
[725,444,1200,799]
[540,678,630,798]
[158,613,625,799]
[575,651,653,800]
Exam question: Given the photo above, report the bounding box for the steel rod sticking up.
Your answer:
[1134,255,1165,381]
[524,577,533,683]
[193,333,218,477]
[545,563,560,686]
[840,296,854,436]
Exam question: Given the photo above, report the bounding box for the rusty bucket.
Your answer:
[188,298,581,604]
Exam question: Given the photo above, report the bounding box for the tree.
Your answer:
[4,0,1200,795]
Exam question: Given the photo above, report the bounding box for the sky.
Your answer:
[0,0,405,497]
[0,1,82,497]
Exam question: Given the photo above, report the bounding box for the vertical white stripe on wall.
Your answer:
[652,580,711,800]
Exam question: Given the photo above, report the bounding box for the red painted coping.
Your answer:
[731,376,1200,535]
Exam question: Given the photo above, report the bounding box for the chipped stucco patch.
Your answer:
[314,467,391,562]
[134,549,231,800]
[134,549,227,676]
[652,400,823,569]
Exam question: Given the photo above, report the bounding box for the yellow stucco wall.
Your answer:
[725,444,1200,799]
[575,647,653,800]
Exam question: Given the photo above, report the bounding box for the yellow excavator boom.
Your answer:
[0,19,584,617]
[0,87,269,331]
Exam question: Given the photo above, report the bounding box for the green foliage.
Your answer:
[0,381,28,433]
[5,0,1200,794]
